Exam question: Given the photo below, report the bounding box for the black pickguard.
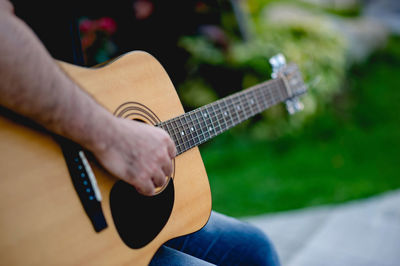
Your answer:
[109,179,174,249]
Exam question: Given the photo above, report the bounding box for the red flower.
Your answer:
[98,17,117,35]
[79,18,94,33]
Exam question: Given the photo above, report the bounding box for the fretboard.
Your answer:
[157,78,288,155]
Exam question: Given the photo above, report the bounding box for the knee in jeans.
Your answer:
[242,225,280,265]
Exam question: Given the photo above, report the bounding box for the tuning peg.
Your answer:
[285,100,295,115]
[269,53,286,68]
[293,98,304,112]
[269,53,287,78]
[285,98,304,115]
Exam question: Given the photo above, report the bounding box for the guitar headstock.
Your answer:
[269,54,307,114]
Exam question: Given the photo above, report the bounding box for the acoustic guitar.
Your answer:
[0,51,306,265]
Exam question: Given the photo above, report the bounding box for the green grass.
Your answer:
[199,36,400,217]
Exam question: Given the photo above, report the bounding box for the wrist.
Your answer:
[78,108,117,155]
[53,83,117,154]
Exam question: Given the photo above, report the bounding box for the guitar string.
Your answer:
[183,83,277,151]
[166,79,286,153]
[172,88,257,151]
[189,83,280,152]
[159,78,287,153]
[187,78,285,149]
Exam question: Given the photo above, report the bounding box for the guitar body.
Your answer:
[0,51,212,265]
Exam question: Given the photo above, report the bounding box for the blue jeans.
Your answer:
[150,211,280,265]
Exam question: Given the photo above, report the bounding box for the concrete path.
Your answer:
[243,189,400,266]
[363,0,400,35]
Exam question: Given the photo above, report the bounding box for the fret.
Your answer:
[196,110,206,143]
[220,99,232,129]
[185,115,193,136]
[274,80,282,104]
[210,103,218,134]
[226,97,239,125]
[241,91,253,119]
[266,83,274,106]
[216,100,226,130]
[172,119,185,154]
[274,79,286,104]
[257,85,268,110]
[164,120,177,154]
[219,101,228,132]
[196,109,205,143]
[202,108,211,141]
[266,83,274,107]
[189,112,200,146]
[216,101,228,133]
[269,80,279,106]
[174,119,185,153]
[176,117,184,137]
[164,121,175,146]
[175,118,187,151]
[189,115,197,147]
[278,78,289,101]
[210,103,222,135]
[230,98,240,125]
[233,94,245,122]
[276,80,284,101]
[200,107,210,144]
[204,105,217,139]
[239,93,246,120]
[223,98,231,125]
[169,120,181,154]
[183,115,195,148]
[165,120,177,147]
[240,92,251,120]
[199,108,209,142]
[179,117,190,152]
[256,85,268,110]
[249,90,261,115]
[186,113,195,147]
[279,78,286,101]
[191,111,200,145]
[262,84,272,108]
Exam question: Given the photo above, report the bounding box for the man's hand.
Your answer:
[91,118,176,196]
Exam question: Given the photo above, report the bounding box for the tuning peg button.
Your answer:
[293,98,304,112]
[285,98,304,115]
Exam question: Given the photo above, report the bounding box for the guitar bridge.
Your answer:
[56,136,107,233]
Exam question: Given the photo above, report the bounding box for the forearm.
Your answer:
[0,4,114,151]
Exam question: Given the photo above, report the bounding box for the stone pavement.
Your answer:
[243,189,400,266]
[363,0,400,35]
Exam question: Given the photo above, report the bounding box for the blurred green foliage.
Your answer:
[201,36,400,217]
[247,0,361,18]
[178,0,348,139]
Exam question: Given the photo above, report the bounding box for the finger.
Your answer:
[167,139,177,158]
[132,175,155,196]
[152,169,167,188]
[162,159,173,177]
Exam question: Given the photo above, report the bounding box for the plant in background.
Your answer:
[79,17,118,66]
[178,0,348,140]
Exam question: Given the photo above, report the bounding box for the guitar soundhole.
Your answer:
[110,179,174,249]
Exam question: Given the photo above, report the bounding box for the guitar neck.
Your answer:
[157,78,289,155]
